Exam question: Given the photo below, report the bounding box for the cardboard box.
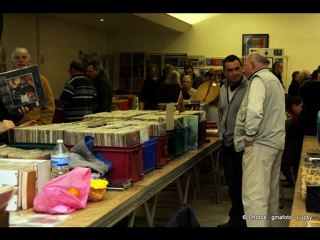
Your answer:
[0,158,50,211]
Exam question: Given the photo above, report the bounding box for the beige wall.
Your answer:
[108,13,320,91]
[2,14,109,98]
[2,13,320,96]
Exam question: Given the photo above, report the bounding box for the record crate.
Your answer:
[9,142,145,184]
[111,99,129,111]
[95,143,144,184]
[167,125,190,159]
[156,133,169,168]
[142,136,158,174]
[198,120,207,147]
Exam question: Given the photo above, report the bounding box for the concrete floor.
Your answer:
[133,169,294,227]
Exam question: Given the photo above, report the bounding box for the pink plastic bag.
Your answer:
[33,167,91,214]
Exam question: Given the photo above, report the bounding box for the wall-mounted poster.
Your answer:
[212,58,221,66]
[273,49,284,56]
[242,34,269,56]
[274,57,283,63]
[0,65,46,115]
[206,58,213,66]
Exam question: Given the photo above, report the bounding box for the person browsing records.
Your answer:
[11,47,55,125]
[59,61,97,122]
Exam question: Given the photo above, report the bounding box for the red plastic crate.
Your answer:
[198,121,207,147]
[156,134,169,168]
[94,143,143,183]
[112,99,129,110]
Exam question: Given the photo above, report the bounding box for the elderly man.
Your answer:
[11,47,55,125]
[182,75,197,100]
[234,52,285,227]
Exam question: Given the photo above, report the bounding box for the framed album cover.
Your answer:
[242,34,269,56]
[0,65,46,115]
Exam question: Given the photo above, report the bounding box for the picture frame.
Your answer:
[0,65,46,115]
[242,34,269,57]
[212,58,221,67]
[205,58,213,66]
[274,57,283,63]
[266,57,273,69]
[273,49,284,56]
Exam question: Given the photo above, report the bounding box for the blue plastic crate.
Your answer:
[142,136,158,174]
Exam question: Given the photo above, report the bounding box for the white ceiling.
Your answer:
[39,13,194,33]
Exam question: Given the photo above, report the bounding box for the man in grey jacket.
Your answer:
[217,55,248,227]
[234,52,285,227]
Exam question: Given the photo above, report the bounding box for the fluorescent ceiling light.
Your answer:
[167,13,216,25]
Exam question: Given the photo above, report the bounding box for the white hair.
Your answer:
[11,47,31,61]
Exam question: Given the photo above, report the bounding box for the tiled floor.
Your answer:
[134,167,294,227]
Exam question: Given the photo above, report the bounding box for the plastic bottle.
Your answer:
[51,139,70,179]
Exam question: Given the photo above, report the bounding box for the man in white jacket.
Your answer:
[234,52,285,227]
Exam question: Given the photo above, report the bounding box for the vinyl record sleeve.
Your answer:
[0,65,46,115]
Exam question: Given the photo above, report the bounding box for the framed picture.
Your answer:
[0,65,46,115]
[273,49,284,56]
[212,58,221,66]
[242,34,269,56]
[274,57,283,63]
[267,57,273,69]
[205,58,213,66]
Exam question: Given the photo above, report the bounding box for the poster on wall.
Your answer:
[249,48,284,57]
[242,34,269,56]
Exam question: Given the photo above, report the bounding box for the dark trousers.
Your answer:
[222,144,246,226]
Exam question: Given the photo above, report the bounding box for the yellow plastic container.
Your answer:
[87,179,108,202]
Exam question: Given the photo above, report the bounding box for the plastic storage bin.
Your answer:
[94,143,143,183]
[167,126,190,158]
[183,125,191,152]
[142,137,158,174]
[175,128,184,156]
[167,129,177,160]
[112,99,129,110]
[156,134,169,168]
[198,121,207,147]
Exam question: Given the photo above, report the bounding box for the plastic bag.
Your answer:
[33,167,91,214]
[69,136,113,176]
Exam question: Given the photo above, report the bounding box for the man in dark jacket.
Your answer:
[60,61,97,122]
[86,60,113,112]
[217,55,248,227]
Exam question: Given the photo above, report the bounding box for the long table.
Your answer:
[289,136,320,227]
[12,137,221,227]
